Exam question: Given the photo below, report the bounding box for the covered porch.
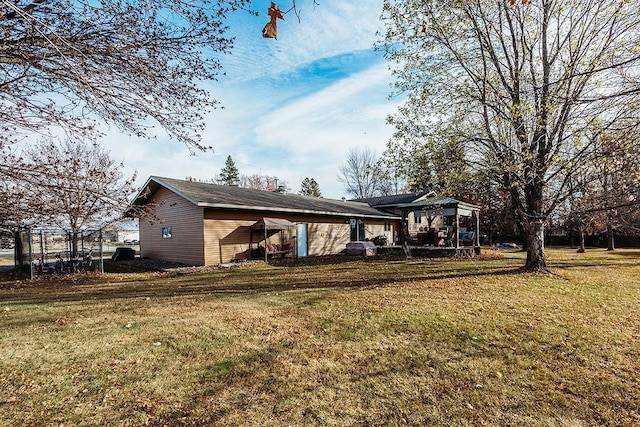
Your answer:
[249,217,296,261]
[399,196,481,257]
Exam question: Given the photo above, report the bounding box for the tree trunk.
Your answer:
[577,224,585,253]
[521,177,549,271]
[71,231,79,258]
[524,220,548,272]
[14,230,25,270]
[606,221,615,251]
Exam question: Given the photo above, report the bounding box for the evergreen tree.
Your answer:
[219,155,240,186]
[300,178,322,197]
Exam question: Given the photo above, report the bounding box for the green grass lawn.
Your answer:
[1,248,638,426]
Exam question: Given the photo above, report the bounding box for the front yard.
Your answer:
[1,248,638,426]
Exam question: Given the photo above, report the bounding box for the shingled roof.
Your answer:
[351,193,423,207]
[131,176,399,219]
[351,189,437,208]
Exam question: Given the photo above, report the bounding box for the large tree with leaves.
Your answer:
[0,0,250,154]
[19,138,137,256]
[381,0,640,271]
[1,0,252,235]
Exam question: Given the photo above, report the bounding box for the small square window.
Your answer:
[162,226,172,239]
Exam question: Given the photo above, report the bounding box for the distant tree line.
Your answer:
[201,155,323,196]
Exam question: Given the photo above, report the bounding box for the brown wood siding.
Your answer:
[307,219,395,253]
[139,187,205,265]
[142,196,401,265]
[307,220,350,256]
[203,210,258,265]
[364,220,395,246]
[203,211,400,262]
[298,217,397,255]
[249,213,348,256]
[251,214,399,257]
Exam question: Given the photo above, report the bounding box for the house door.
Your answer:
[296,223,308,258]
[350,218,365,241]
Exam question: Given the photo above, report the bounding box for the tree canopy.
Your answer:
[23,138,136,227]
[338,147,384,199]
[0,0,249,152]
[381,0,640,271]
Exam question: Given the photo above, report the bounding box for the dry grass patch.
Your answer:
[1,248,638,426]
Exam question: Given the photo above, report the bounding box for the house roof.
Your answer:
[395,196,481,212]
[354,193,479,212]
[351,193,424,206]
[351,185,436,207]
[130,176,399,220]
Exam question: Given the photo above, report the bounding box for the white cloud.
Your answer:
[255,62,393,149]
[93,0,400,200]
[249,61,401,198]
[110,60,401,199]
[222,0,386,82]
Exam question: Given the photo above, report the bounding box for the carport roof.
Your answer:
[250,217,297,230]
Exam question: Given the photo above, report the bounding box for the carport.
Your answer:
[249,217,296,261]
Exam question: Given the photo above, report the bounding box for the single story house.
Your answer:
[128,176,401,266]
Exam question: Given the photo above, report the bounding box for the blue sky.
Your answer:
[105,0,402,199]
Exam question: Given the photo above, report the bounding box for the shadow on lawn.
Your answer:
[608,250,640,258]
[0,258,522,305]
[549,249,640,270]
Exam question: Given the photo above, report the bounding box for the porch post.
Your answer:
[264,228,268,262]
[455,209,460,249]
[476,210,480,247]
[401,209,409,245]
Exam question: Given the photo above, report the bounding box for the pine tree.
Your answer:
[219,155,239,186]
[300,177,322,197]
[309,178,322,197]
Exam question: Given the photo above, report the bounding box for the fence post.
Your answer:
[28,229,33,280]
[99,229,104,273]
